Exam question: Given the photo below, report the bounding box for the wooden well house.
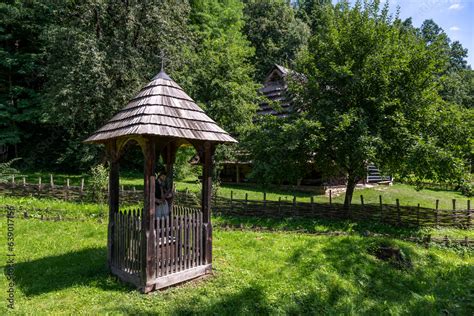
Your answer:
[85,70,236,293]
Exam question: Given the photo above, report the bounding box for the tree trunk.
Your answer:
[343,174,359,212]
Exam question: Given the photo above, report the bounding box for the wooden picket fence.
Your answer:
[110,205,204,282]
[154,206,204,278]
[113,208,142,277]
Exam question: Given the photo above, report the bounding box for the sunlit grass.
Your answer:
[0,218,471,315]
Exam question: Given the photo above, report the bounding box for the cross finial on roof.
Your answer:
[160,49,170,72]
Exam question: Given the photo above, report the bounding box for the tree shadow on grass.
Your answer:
[113,284,272,316]
[14,247,133,296]
[285,237,474,314]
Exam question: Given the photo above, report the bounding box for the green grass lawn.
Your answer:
[9,171,472,209]
[0,218,472,315]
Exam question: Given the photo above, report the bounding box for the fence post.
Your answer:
[452,199,456,225]
[11,175,15,188]
[66,178,70,200]
[435,200,439,227]
[311,196,314,213]
[293,195,297,217]
[468,200,471,228]
[360,195,364,212]
[245,193,248,211]
[378,195,383,222]
[396,199,401,226]
[263,192,267,210]
[23,177,26,187]
[278,197,281,215]
[417,203,420,226]
[38,177,42,190]
[80,178,84,197]
[329,190,332,206]
[50,174,54,189]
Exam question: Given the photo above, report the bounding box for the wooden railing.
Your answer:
[154,206,203,279]
[112,209,142,276]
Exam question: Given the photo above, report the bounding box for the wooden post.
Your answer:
[310,196,314,213]
[50,174,54,189]
[201,141,213,270]
[396,199,401,226]
[329,190,332,206]
[467,200,471,228]
[22,177,26,187]
[435,200,439,226]
[107,141,120,274]
[141,138,156,293]
[236,164,240,183]
[245,193,248,210]
[80,178,84,196]
[38,177,42,190]
[65,178,70,200]
[230,190,233,212]
[11,175,15,188]
[452,199,456,225]
[293,195,297,216]
[417,203,420,226]
[263,192,267,210]
[278,197,281,215]
[379,195,383,222]
[360,195,364,211]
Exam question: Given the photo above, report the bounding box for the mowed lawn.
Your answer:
[0,218,472,315]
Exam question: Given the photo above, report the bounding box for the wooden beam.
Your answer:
[151,264,211,291]
[141,137,156,292]
[201,141,213,265]
[106,140,120,270]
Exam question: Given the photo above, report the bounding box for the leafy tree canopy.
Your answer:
[295,0,472,208]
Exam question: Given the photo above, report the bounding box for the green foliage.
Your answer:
[243,0,310,79]
[0,157,20,183]
[88,164,108,206]
[189,0,260,136]
[173,147,200,181]
[0,1,48,149]
[244,115,321,186]
[295,0,472,208]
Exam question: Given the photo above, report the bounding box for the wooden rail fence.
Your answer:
[1,178,472,228]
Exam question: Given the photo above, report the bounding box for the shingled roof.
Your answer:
[84,71,237,144]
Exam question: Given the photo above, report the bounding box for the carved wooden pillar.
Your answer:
[141,137,156,293]
[163,141,177,209]
[106,140,120,270]
[201,141,214,267]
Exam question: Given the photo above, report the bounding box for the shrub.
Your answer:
[0,158,20,183]
[88,164,109,208]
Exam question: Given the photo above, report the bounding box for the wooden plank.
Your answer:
[141,137,156,292]
[152,264,212,291]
